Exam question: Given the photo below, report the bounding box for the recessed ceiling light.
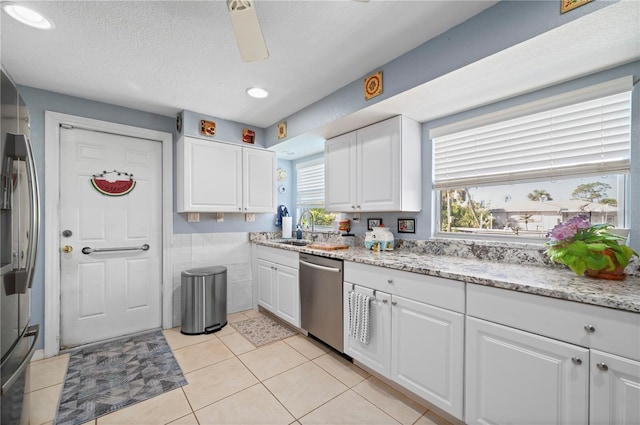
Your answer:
[246,87,269,99]
[3,4,53,30]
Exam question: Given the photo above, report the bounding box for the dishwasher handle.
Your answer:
[300,259,341,273]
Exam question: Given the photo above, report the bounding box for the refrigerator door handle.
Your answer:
[21,133,40,290]
[0,325,39,396]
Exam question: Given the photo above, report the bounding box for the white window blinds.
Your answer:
[432,81,632,189]
[296,159,324,207]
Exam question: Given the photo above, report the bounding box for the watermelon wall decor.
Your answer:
[90,170,136,196]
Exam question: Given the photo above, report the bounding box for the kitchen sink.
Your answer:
[276,239,310,246]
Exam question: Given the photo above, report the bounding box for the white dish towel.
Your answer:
[348,291,371,345]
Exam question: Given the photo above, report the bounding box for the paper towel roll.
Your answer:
[282,216,293,239]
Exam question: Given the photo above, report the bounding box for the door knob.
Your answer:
[62,245,73,253]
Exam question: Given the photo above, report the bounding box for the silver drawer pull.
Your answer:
[82,244,150,254]
[571,357,582,365]
[596,362,609,372]
[584,324,596,333]
[387,279,393,284]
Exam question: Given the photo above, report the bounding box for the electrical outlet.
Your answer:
[245,213,255,222]
[187,212,200,222]
[216,212,224,222]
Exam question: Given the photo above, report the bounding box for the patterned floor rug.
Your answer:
[231,315,297,346]
[54,330,187,425]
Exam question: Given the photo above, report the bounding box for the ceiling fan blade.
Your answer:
[227,0,269,62]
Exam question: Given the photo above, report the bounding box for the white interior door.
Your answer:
[59,127,162,348]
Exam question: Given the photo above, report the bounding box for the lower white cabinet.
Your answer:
[590,350,640,425]
[256,246,300,328]
[391,295,464,418]
[466,284,640,425]
[343,284,391,377]
[466,317,589,424]
[343,262,465,420]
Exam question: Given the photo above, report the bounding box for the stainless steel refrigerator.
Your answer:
[1,68,40,425]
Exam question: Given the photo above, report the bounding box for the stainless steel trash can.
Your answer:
[181,266,227,335]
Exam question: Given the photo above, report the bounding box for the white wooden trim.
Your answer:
[44,111,173,358]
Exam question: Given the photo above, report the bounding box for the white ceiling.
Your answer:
[2,1,638,161]
[0,0,495,129]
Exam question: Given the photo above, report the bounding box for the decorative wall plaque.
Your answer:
[90,170,136,196]
[364,70,383,100]
[243,128,256,144]
[277,121,287,140]
[199,120,216,137]
[561,0,592,13]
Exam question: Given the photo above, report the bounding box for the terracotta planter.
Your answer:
[584,249,626,280]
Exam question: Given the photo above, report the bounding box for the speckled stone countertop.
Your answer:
[252,235,640,314]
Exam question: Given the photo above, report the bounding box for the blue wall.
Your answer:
[16,88,281,348]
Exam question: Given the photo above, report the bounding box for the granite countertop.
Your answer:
[255,239,640,314]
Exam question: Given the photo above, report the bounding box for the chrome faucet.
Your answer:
[298,209,316,240]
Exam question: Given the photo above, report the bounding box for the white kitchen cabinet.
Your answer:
[466,284,640,425]
[243,147,277,213]
[466,317,589,425]
[590,350,640,425]
[255,246,300,327]
[177,136,276,213]
[343,262,465,420]
[256,259,276,312]
[343,284,392,377]
[325,115,421,212]
[391,295,464,418]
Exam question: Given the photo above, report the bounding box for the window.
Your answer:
[296,158,335,230]
[432,77,632,239]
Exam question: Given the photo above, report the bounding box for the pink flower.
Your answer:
[546,214,592,242]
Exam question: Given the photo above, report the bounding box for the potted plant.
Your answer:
[544,215,638,280]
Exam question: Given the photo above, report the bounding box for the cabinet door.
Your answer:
[243,148,276,213]
[324,132,357,212]
[343,284,391,377]
[274,264,300,327]
[391,295,464,419]
[466,317,589,425]
[590,350,640,425]
[178,137,243,212]
[356,118,401,211]
[256,259,275,312]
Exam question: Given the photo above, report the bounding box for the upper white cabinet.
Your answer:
[325,116,422,212]
[177,136,276,213]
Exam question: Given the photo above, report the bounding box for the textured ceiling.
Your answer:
[0,0,495,128]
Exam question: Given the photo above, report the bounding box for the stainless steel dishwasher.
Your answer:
[299,253,344,352]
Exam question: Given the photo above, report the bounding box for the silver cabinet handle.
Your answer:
[82,244,150,254]
[391,301,397,306]
[584,324,596,333]
[571,357,582,365]
[382,299,388,304]
[596,362,609,371]
[387,279,394,284]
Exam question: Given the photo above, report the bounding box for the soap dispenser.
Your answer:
[296,225,302,239]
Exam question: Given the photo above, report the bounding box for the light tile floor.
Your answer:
[28,310,454,425]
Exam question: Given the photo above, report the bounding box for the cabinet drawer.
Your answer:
[467,284,640,361]
[256,245,298,269]
[344,261,464,313]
